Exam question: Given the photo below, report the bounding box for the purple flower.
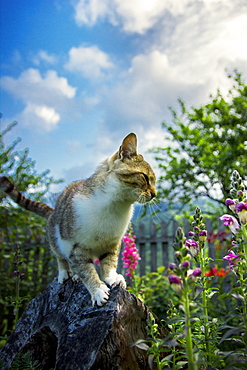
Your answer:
[225,198,236,212]
[191,268,202,277]
[219,214,240,234]
[169,274,181,285]
[199,230,207,242]
[236,202,247,224]
[168,263,177,270]
[223,251,240,269]
[185,239,200,257]
[188,231,195,237]
[169,274,182,293]
[180,260,190,269]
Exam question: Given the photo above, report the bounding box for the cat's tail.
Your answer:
[0,176,54,219]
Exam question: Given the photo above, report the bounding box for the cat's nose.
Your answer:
[150,191,156,199]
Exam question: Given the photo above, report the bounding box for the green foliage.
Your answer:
[0,121,62,198]
[0,121,62,339]
[130,197,247,369]
[11,352,41,370]
[127,266,179,320]
[153,71,247,211]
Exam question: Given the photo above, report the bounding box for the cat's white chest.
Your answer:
[73,188,133,249]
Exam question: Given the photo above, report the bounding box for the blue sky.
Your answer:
[1,0,247,191]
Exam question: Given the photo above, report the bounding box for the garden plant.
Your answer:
[122,170,247,369]
[0,121,61,343]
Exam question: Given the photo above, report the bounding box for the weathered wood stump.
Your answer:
[0,279,164,369]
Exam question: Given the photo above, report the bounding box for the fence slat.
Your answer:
[150,222,157,272]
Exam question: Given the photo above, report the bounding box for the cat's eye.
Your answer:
[142,173,149,184]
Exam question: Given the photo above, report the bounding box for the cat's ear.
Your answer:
[118,133,137,160]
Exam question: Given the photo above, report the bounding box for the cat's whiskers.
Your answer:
[148,199,163,223]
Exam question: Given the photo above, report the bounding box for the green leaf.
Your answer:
[132,339,150,351]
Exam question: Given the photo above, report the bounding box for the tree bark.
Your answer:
[0,279,165,369]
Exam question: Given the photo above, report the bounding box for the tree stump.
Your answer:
[0,279,165,369]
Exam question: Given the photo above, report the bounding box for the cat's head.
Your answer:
[108,133,156,204]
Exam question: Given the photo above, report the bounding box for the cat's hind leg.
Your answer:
[100,251,127,289]
[56,256,72,284]
[47,227,72,284]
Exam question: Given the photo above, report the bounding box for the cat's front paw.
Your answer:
[105,273,126,289]
[72,274,81,283]
[58,270,71,284]
[93,284,110,306]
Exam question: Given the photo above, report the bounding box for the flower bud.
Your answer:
[199,230,207,242]
[225,198,236,212]
[169,274,181,284]
[180,260,190,269]
[192,268,202,277]
[168,263,177,270]
[174,251,182,262]
[169,274,182,293]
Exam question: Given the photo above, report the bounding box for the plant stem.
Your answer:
[198,248,210,364]
[183,280,197,370]
[240,224,247,344]
[14,275,20,324]
[242,225,247,261]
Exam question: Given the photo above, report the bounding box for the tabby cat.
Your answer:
[0,133,156,306]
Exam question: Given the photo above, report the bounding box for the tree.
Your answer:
[0,120,62,337]
[0,280,167,370]
[153,71,247,212]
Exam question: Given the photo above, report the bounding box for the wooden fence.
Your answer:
[118,218,229,276]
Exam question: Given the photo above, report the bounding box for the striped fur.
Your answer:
[0,176,53,219]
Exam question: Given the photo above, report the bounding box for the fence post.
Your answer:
[161,221,169,267]
[138,223,146,276]
[150,221,157,272]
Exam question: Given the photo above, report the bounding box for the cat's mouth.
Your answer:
[137,191,156,204]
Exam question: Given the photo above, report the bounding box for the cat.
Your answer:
[0,133,156,306]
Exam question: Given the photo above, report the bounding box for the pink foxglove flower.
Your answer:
[219,214,240,234]
[122,231,141,279]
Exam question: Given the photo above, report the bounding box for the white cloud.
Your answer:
[73,0,193,34]
[1,68,76,102]
[64,45,114,78]
[1,68,76,131]
[34,105,60,125]
[74,0,112,26]
[21,103,60,132]
[112,0,179,33]
[73,0,247,36]
[32,50,57,66]
[98,0,247,128]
